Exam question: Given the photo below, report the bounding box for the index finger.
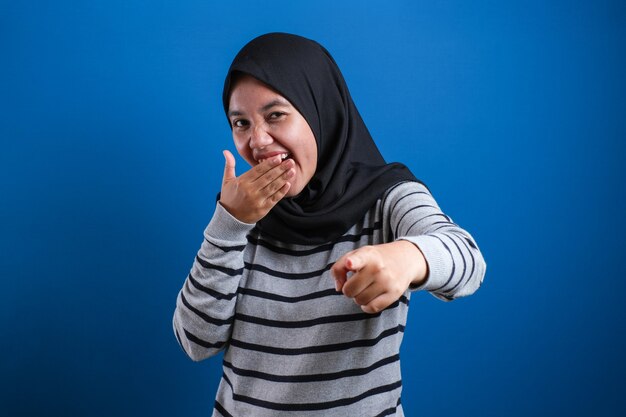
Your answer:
[331,251,360,291]
[244,155,283,180]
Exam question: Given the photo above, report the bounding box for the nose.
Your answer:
[249,124,273,150]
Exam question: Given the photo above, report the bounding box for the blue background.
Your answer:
[2,1,625,416]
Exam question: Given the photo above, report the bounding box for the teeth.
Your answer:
[257,153,289,164]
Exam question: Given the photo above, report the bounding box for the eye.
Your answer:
[267,111,286,121]
[232,119,249,129]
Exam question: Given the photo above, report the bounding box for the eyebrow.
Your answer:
[228,98,291,118]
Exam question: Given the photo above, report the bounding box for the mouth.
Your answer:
[257,153,291,164]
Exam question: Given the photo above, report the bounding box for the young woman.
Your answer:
[173,32,486,417]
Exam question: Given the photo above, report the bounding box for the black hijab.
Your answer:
[223,33,420,245]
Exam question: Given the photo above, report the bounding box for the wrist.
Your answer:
[394,240,428,287]
[206,202,256,242]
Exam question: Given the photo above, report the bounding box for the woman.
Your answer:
[173,33,486,416]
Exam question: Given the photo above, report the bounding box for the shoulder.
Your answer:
[381,181,432,211]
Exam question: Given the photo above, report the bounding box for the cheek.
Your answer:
[291,125,317,167]
[233,136,254,165]
[303,136,318,175]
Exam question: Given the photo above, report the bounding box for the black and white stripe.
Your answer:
[174,181,486,415]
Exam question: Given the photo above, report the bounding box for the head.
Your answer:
[227,73,318,198]
[222,32,365,204]
[221,33,417,244]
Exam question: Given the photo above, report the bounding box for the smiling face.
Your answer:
[228,74,318,198]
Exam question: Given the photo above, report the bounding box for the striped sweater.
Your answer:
[173,181,486,416]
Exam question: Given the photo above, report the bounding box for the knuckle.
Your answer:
[272,180,284,193]
[394,280,407,294]
[378,269,393,283]
[389,284,401,296]
[381,277,398,294]
[360,246,374,256]
[342,286,355,298]
[365,302,381,314]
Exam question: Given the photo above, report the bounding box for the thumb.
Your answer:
[222,150,236,183]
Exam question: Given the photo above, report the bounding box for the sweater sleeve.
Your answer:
[172,203,255,361]
[382,181,486,301]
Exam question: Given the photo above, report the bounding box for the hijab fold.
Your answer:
[223,33,421,245]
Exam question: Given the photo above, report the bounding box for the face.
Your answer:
[228,75,318,198]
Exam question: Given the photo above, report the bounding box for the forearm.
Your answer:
[400,229,485,300]
[386,182,486,301]
[173,203,254,361]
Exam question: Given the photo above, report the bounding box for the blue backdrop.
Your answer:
[2,1,625,416]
